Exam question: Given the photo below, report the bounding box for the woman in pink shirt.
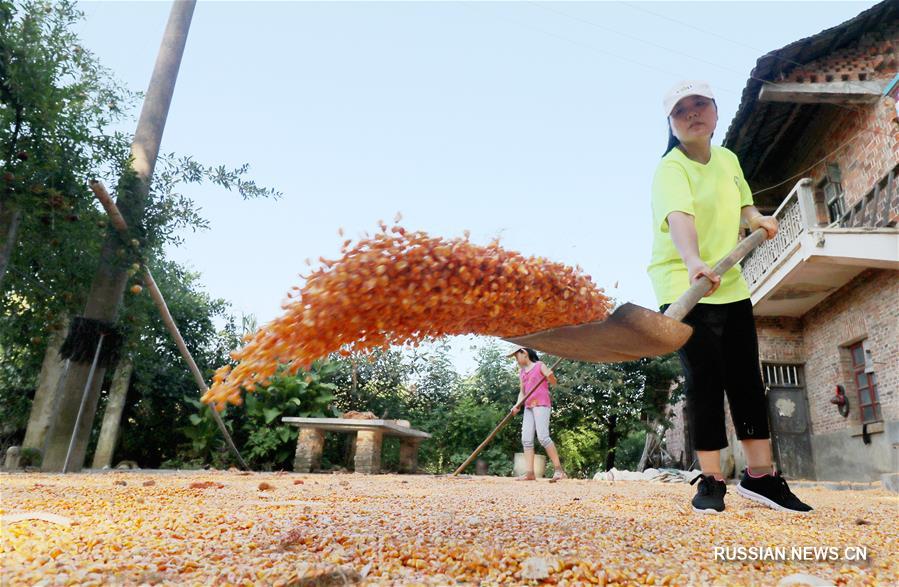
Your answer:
[509,346,567,481]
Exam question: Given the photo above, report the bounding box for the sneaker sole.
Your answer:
[736,484,812,513]
[692,506,724,514]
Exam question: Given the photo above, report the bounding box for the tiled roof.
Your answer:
[723,0,898,188]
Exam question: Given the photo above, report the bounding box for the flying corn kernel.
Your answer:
[202,225,612,409]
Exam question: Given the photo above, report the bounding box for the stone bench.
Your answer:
[282,417,431,474]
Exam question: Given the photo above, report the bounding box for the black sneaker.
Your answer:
[737,470,813,513]
[690,474,727,514]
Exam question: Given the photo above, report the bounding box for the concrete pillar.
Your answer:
[22,324,69,453]
[354,430,383,474]
[294,428,325,473]
[91,358,133,469]
[5,446,20,470]
[345,435,357,468]
[796,178,824,228]
[399,438,421,474]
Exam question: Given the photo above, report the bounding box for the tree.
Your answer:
[1,0,134,288]
[550,354,682,474]
[38,0,198,472]
[0,0,281,471]
[105,259,238,468]
[329,348,412,419]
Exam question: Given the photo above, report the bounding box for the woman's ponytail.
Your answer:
[663,124,679,157]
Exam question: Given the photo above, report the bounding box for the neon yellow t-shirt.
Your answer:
[647,145,754,306]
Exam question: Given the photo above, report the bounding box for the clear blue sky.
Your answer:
[76,1,877,372]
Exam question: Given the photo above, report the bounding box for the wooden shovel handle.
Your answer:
[662,228,767,322]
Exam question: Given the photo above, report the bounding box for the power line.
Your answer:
[616,1,888,100]
[458,1,890,199]
[456,1,734,95]
[750,126,877,197]
[529,1,873,117]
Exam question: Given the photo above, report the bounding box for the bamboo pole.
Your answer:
[452,356,563,476]
[90,180,249,470]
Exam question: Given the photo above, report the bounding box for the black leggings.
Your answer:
[662,299,770,451]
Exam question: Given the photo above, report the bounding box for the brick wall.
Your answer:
[801,269,899,436]
[785,22,898,86]
[804,100,899,224]
[757,317,805,364]
[784,21,899,225]
[665,271,898,469]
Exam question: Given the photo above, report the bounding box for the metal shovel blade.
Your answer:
[504,302,693,363]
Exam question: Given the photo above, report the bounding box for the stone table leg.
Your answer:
[294,428,325,473]
[354,430,383,474]
[399,438,421,474]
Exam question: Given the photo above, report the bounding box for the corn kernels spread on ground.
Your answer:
[203,225,612,410]
[2,472,896,586]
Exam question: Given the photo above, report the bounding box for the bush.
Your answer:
[19,447,42,468]
[556,425,602,478]
[181,361,338,471]
[614,430,647,471]
[241,361,337,469]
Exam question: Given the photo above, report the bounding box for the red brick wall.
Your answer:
[756,317,805,364]
[785,21,899,225]
[785,22,898,86]
[804,100,899,222]
[800,269,899,436]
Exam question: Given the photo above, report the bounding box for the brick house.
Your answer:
[665,0,899,484]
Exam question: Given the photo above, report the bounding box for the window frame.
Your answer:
[819,164,846,226]
[849,341,881,424]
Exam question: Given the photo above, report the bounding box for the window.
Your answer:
[849,341,881,424]
[762,363,803,388]
[820,164,845,224]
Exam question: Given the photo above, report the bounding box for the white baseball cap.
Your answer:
[663,80,715,116]
[506,344,526,358]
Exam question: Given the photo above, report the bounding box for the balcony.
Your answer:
[742,175,899,317]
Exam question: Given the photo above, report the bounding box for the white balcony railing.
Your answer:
[741,179,817,289]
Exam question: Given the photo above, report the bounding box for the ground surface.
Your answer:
[1,471,896,586]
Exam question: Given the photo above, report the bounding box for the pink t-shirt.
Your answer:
[520,361,551,408]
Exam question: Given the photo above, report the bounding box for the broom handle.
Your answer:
[663,228,767,322]
[452,356,563,476]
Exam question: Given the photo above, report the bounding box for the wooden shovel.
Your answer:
[504,228,769,363]
[451,229,768,476]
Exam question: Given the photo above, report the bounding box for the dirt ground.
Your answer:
[1,471,896,586]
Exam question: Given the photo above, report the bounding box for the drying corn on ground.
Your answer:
[2,472,896,586]
[203,224,612,410]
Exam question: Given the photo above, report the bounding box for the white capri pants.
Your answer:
[522,406,554,449]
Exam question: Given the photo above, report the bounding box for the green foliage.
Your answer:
[240,362,337,470]
[0,385,30,453]
[0,0,279,462]
[18,446,40,467]
[111,261,237,468]
[614,430,648,471]
[178,361,339,471]
[178,397,231,466]
[0,0,134,396]
[329,348,411,420]
[556,425,603,478]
